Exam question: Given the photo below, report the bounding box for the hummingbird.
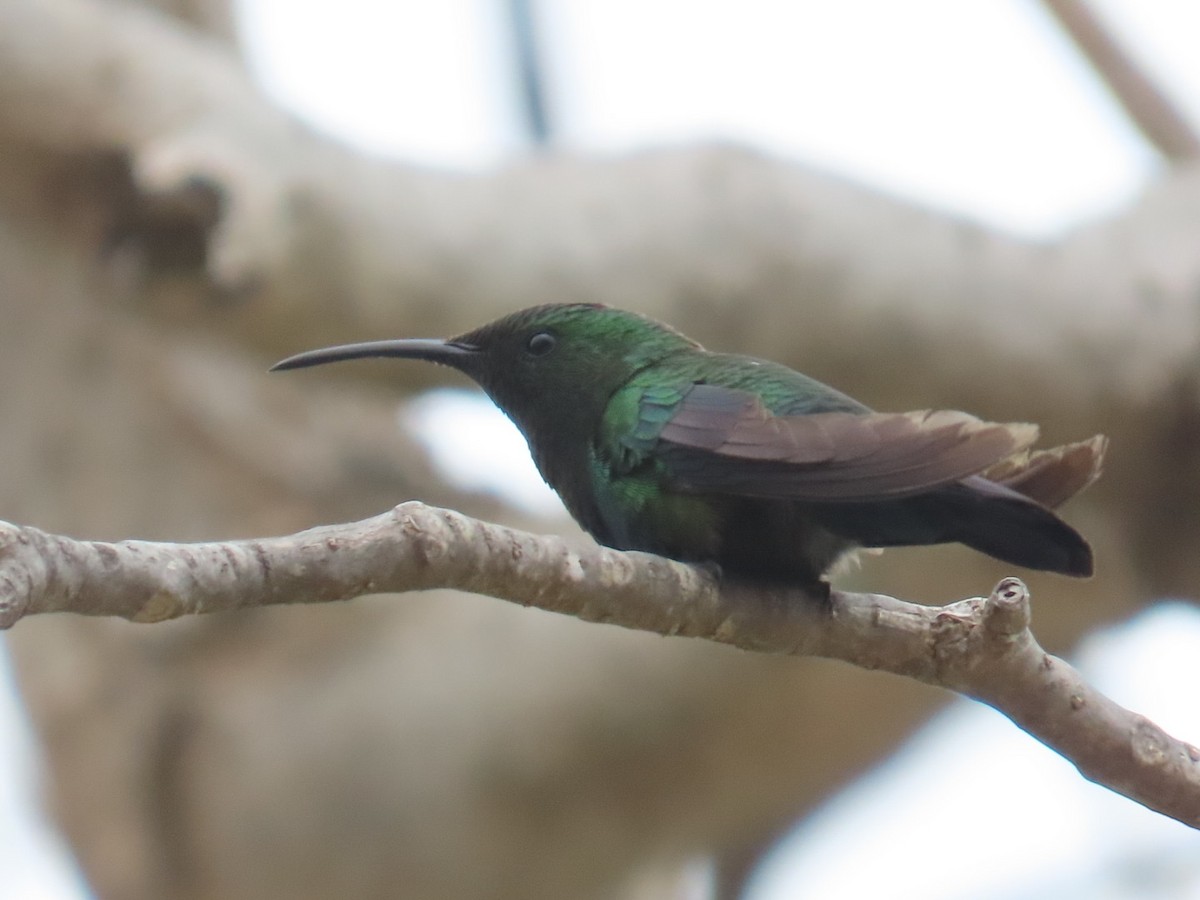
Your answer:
[272,304,1105,585]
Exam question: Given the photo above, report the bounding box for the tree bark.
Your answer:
[3,507,1198,828]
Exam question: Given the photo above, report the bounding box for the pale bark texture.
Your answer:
[0,1,1198,899]
[2,508,1198,827]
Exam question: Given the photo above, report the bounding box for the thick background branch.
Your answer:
[4,0,1200,417]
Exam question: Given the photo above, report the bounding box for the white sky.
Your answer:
[235,0,1198,236]
[5,2,1200,898]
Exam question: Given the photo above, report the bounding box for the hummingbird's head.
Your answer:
[448,303,697,413]
[271,303,699,443]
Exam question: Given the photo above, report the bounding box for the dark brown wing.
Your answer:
[657,384,1040,501]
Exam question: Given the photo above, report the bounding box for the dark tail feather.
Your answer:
[813,435,1104,576]
[952,435,1106,576]
[815,472,1098,577]
[948,483,1094,577]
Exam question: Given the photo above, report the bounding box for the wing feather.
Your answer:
[656,384,1040,501]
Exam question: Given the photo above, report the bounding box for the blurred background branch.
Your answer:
[1042,0,1200,161]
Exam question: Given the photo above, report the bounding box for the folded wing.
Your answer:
[655,383,1041,501]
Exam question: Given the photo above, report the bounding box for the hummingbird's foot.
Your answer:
[813,578,832,606]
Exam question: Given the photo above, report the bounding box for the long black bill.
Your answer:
[270,339,479,372]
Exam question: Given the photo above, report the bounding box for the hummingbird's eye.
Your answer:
[526,332,556,357]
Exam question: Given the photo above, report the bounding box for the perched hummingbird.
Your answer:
[273,304,1105,585]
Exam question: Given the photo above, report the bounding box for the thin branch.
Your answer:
[1042,0,1200,162]
[0,501,1197,826]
